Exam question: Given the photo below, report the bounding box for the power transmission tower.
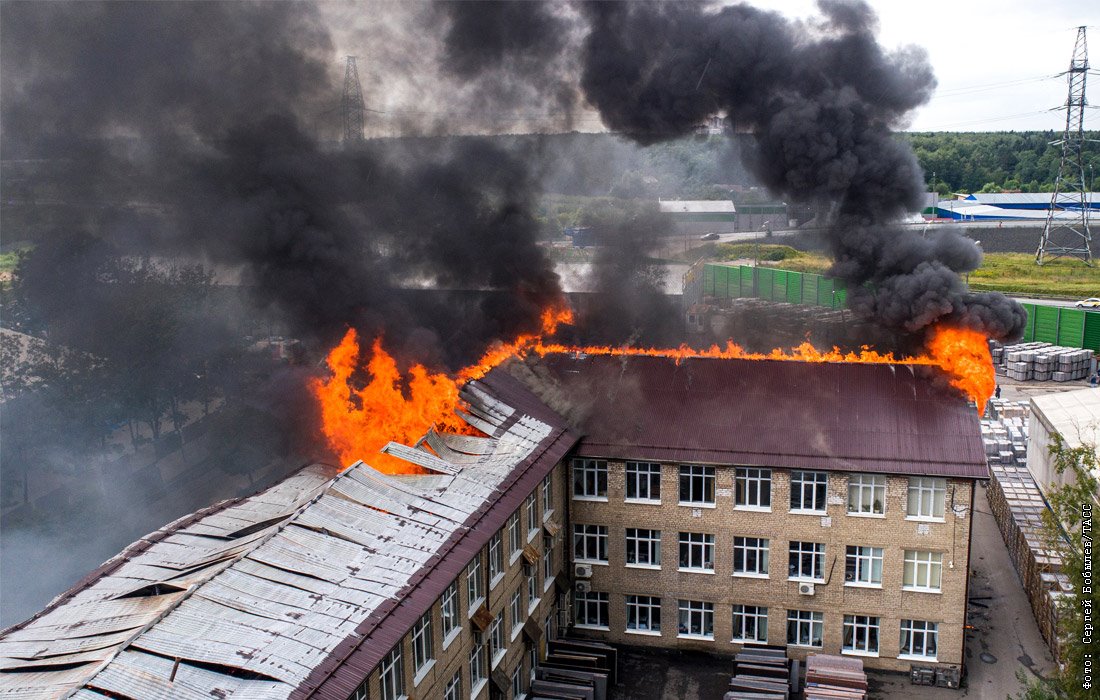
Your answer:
[342,56,365,144]
[1036,26,1093,266]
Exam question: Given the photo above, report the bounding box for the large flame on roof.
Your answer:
[312,309,994,471]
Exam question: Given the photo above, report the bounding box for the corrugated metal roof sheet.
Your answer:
[535,354,986,478]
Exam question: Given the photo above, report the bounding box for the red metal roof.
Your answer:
[534,354,987,479]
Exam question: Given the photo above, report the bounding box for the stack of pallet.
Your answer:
[725,647,797,699]
[992,341,1092,382]
[981,400,1029,466]
[803,654,866,699]
[986,463,1067,658]
[529,638,616,700]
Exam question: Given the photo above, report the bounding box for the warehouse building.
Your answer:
[0,354,985,696]
[1028,387,1100,502]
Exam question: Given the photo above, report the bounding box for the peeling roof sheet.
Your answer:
[536,354,987,478]
[0,376,575,700]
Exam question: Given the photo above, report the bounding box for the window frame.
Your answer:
[625,594,662,635]
[411,610,434,680]
[510,589,523,639]
[488,534,504,585]
[677,599,715,639]
[678,531,715,572]
[733,536,770,577]
[441,581,460,647]
[469,641,487,698]
[508,512,522,562]
[842,614,880,656]
[444,670,462,700]
[907,477,947,520]
[625,461,662,503]
[731,604,769,643]
[903,550,943,592]
[541,474,553,517]
[788,541,826,581]
[625,528,662,569]
[572,524,609,564]
[574,590,610,629]
[467,557,485,615]
[488,612,505,668]
[379,645,405,700]
[847,474,886,516]
[572,458,608,500]
[735,467,772,510]
[844,545,884,587]
[786,609,824,648]
[899,619,939,660]
[525,492,539,539]
[542,534,554,586]
[678,465,716,506]
[789,470,829,513]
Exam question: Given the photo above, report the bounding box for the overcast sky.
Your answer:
[752,0,1098,132]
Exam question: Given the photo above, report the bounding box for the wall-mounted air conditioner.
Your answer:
[575,580,592,594]
[798,582,815,595]
[574,564,593,578]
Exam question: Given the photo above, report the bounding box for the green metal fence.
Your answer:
[703,263,1100,351]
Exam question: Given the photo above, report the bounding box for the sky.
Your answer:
[751,0,1098,132]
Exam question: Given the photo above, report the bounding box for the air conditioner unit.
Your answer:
[575,580,591,594]
[574,564,593,578]
[798,582,815,595]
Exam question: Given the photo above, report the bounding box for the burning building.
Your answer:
[0,347,985,697]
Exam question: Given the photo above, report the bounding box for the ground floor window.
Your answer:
[732,605,768,643]
[575,591,609,628]
[900,619,939,659]
[842,615,880,654]
[786,609,823,647]
[677,599,714,638]
[625,595,662,633]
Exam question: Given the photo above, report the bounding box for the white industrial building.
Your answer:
[1027,388,1100,499]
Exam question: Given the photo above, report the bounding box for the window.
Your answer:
[542,534,553,583]
[467,557,484,610]
[678,532,715,571]
[575,591,609,628]
[412,611,433,676]
[735,468,772,509]
[441,582,460,643]
[511,664,524,699]
[907,477,946,519]
[847,474,886,515]
[379,645,404,700]
[903,550,943,591]
[733,537,769,576]
[351,679,369,700]
[510,590,523,637]
[843,615,880,655]
[541,474,553,516]
[625,595,662,633]
[489,534,504,583]
[677,600,714,638]
[787,610,824,647]
[508,512,522,559]
[469,642,486,693]
[788,541,825,581]
[526,492,538,537]
[900,620,939,659]
[678,465,715,505]
[572,458,607,499]
[489,612,504,667]
[625,528,661,567]
[573,524,608,563]
[845,546,884,586]
[732,605,768,643]
[625,462,662,502]
[790,470,828,512]
[444,671,462,700]
[527,569,539,611]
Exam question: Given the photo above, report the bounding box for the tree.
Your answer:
[1015,435,1100,700]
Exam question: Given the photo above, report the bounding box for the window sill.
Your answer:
[574,624,610,631]
[905,516,946,523]
[572,559,610,566]
[842,649,880,658]
[527,529,539,543]
[902,587,942,594]
[844,582,883,589]
[899,653,939,662]
[511,626,523,643]
[733,572,769,580]
[442,628,461,650]
[573,496,608,503]
[491,651,505,669]
[734,505,772,513]
[732,637,770,645]
[677,633,714,641]
[787,643,824,649]
[470,678,488,700]
[509,552,523,566]
[543,508,555,522]
[413,659,436,686]
[543,578,554,593]
[467,598,486,618]
[625,563,662,571]
[624,628,663,637]
[678,568,715,575]
[625,498,662,506]
[846,511,886,519]
[678,502,716,509]
[490,573,504,590]
[789,509,828,516]
[528,602,539,615]
[787,576,825,583]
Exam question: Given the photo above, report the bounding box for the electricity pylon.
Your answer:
[1036,26,1093,266]
[342,56,365,144]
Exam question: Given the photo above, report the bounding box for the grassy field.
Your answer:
[713,243,833,274]
[967,253,1100,298]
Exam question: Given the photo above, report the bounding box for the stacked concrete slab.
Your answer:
[991,341,1092,382]
[981,399,1029,466]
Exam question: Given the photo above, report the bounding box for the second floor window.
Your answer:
[678,531,715,571]
[679,465,715,505]
[788,541,825,581]
[625,461,662,501]
[907,477,946,519]
[903,550,943,591]
[573,524,608,563]
[572,458,607,499]
[733,536,770,576]
[625,528,662,567]
[845,546,884,585]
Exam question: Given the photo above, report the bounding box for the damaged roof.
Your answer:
[534,353,987,478]
[0,374,576,700]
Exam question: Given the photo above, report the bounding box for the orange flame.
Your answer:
[312,306,994,471]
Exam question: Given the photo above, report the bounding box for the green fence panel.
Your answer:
[703,264,714,297]
[833,288,847,308]
[817,277,834,307]
[740,266,755,298]
[803,274,820,307]
[773,270,788,302]
[757,267,775,301]
[786,271,803,304]
[716,265,731,299]
[1033,305,1060,344]
[1019,303,1035,341]
[1057,308,1086,347]
[1083,312,1100,351]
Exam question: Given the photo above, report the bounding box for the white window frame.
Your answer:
[574,590,609,629]
[844,546,884,587]
[731,604,768,643]
[510,589,523,640]
[899,619,939,660]
[678,531,715,572]
[847,474,886,516]
[489,612,505,668]
[677,599,714,639]
[786,609,824,648]
[525,492,539,540]
[508,512,522,563]
[527,568,539,613]
[903,550,943,592]
[541,474,553,517]
[488,534,504,586]
[351,679,369,700]
[511,663,524,700]
[789,470,828,513]
[733,536,769,577]
[467,557,484,615]
[678,465,715,506]
[379,645,405,700]
[907,477,946,520]
[622,594,661,635]
[572,458,608,500]
[411,610,434,681]
[735,467,772,511]
[542,534,554,588]
[625,461,662,503]
[441,581,460,647]
[469,642,487,699]
[625,528,661,568]
[573,524,608,563]
[788,541,825,581]
[842,614,880,656]
[444,670,461,700]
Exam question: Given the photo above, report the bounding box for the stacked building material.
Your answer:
[725,647,796,700]
[991,341,1093,382]
[803,654,867,699]
[532,637,617,699]
[986,462,1068,658]
[981,400,1029,466]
